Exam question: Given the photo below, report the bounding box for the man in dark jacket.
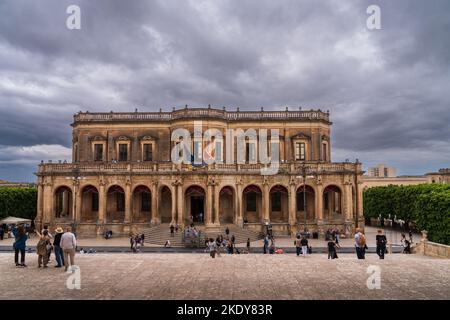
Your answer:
[53,227,65,268]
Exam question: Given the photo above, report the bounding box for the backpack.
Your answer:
[36,239,47,255]
[359,233,366,247]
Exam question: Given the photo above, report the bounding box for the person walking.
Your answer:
[376,229,387,259]
[12,225,28,267]
[53,227,65,268]
[170,224,175,237]
[263,235,269,254]
[206,238,217,258]
[60,226,77,272]
[354,228,366,259]
[300,236,308,257]
[295,235,302,256]
[35,229,52,268]
[328,240,338,259]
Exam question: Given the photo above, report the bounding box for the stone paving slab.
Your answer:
[0,253,448,300]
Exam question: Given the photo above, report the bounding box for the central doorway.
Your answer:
[185,185,206,224]
[190,196,204,223]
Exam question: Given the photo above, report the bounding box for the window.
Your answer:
[215,141,222,162]
[143,143,153,161]
[94,144,103,161]
[322,143,327,161]
[118,144,128,162]
[295,142,306,160]
[193,141,202,162]
[246,193,257,211]
[271,193,281,211]
[92,193,99,211]
[117,192,125,211]
[297,193,305,211]
[141,192,151,211]
[246,142,256,163]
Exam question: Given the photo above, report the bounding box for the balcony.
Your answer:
[73,108,330,124]
[37,161,360,176]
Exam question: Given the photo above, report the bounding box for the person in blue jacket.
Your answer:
[12,224,28,267]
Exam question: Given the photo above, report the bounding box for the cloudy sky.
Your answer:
[0,0,449,182]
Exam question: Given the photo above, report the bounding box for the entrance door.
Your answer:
[191,196,205,223]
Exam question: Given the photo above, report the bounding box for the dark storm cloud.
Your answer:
[0,0,449,181]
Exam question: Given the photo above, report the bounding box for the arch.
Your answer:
[159,185,172,223]
[323,184,343,220]
[80,185,99,222]
[296,185,316,222]
[106,185,125,223]
[243,184,262,223]
[54,186,73,219]
[132,185,151,223]
[219,186,235,224]
[269,185,288,223]
[185,185,206,224]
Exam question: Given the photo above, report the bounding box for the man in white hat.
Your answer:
[53,227,65,268]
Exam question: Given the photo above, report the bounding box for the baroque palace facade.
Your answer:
[35,107,364,237]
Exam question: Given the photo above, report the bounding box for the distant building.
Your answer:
[367,164,396,178]
[426,168,450,184]
[0,179,35,188]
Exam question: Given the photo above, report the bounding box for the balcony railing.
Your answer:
[73,108,330,123]
[37,161,359,175]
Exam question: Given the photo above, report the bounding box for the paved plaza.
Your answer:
[0,252,448,300]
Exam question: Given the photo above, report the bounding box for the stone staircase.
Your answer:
[142,223,263,247]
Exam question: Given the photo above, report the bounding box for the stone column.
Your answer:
[124,181,132,223]
[171,185,177,225]
[177,182,184,226]
[206,183,213,226]
[98,182,106,224]
[214,184,220,225]
[315,184,323,220]
[235,182,243,226]
[344,183,353,220]
[43,182,53,225]
[288,183,296,226]
[151,182,159,225]
[263,182,270,223]
[73,183,81,223]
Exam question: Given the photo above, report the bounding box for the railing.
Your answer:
[37,161,359,175]
[73,108,330,123]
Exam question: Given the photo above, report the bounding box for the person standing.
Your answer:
[53,227,65,268]
[328,240,338,259]
[141,233,145,246]
[207,238,217,258]
[12,225,28,267]
[263,235,269,254]
[35,229,51,268]
[225,227,230,236]
[170,224,175,237]
[376,229,387,259]
[0,226,4,241]
[61,227,77,272]
[408,230,413,244]
[246,238,251,253]
[300,236,308,257]
[295,235,302,256]
[354,228,366,259]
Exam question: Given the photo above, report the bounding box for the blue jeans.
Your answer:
[296,246,301,256]
[54,245,64,266]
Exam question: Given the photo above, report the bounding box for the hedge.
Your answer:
[363,184,450,245]
[0,187,37,221]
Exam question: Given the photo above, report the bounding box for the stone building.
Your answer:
[35,107,364,237]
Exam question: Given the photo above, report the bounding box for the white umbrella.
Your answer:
[0,216,32,225]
